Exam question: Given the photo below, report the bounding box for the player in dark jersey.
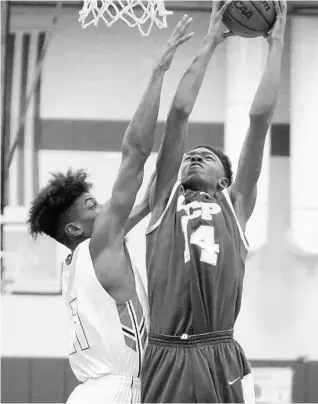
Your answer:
[141,1,287,403]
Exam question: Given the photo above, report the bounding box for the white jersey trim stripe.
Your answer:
[222,189,249,250]
[139,317,145,335]
[127,301,142,377]
[146,180,181,235]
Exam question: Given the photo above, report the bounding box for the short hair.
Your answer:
[192,145,233,186]
[27,169,92,244]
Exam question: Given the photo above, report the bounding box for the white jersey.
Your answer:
[61,239,149,383]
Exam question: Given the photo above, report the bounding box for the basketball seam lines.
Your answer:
[226,10,261,32]
[249,1,271,26]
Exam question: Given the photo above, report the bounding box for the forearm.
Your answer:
[234,41,284,193]
[172,34,218,115]
[122,65,165,157]
[249,40,284,119]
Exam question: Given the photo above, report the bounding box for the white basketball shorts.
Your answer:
[67,374,141,404]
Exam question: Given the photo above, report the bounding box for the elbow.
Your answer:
[170,99,192,117]
[122,138,151,159]
[249,97,276,121]
[249,106,274,123]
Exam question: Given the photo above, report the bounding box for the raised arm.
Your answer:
[124,171,156,235]
[230,1,287,226]
[150,1,233,218]
[89,16,192,262]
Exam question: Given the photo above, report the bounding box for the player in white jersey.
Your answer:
[61,215,150,403]
[27,16,193,404]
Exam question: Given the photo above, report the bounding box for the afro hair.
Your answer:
[27,168,92,244]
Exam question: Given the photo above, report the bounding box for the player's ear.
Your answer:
[218,177,229,190]
[65,222,83,237]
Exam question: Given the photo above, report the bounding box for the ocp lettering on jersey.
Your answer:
[177,195,221,221]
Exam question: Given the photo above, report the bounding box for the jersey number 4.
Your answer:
[182,219,219,265]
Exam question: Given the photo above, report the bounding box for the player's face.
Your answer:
[70,193,101,238]
[180,147,226,192]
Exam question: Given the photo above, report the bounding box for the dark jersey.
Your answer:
[146,182,248,336]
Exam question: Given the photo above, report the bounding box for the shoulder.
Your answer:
[221,186,247,231]
[218,188,249,250]
[149,180,183,228]
[216,186,235,208]
[227,178,258,223]
[76,239,92,262]
[78,238,90,252]
[64,240,91,268]
[61,240,91,297]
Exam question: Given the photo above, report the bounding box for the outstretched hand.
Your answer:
[208,0,235,44]
[157,15,193,71]
[264,0,287,44]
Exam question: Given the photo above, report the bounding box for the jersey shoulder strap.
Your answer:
[222,189,249,250]
[146,180,181,235]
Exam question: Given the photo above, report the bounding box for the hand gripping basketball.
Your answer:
[157,15,194,71]
[208,0,235,44]
[264,1,287,45]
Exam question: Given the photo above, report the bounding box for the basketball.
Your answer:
[222,1,276,38]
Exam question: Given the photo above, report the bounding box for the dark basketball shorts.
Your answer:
[141,329,255,403]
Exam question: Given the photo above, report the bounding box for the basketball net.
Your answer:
[78,0,172,36]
